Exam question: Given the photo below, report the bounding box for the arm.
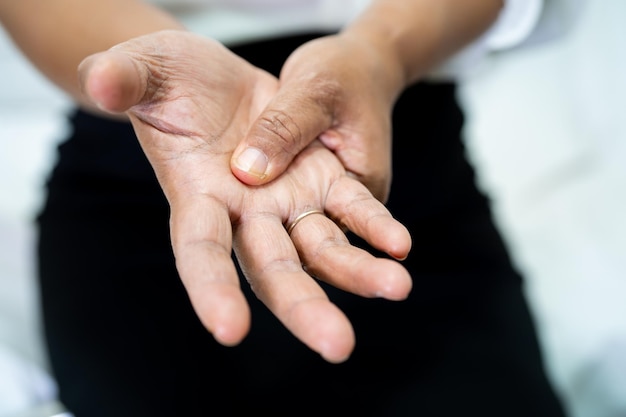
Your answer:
[231,0,504,200]
[0,2,413,360]
[345,0,504,92]
[0,0,184,113]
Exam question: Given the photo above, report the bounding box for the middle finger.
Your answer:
[233,211,355,363]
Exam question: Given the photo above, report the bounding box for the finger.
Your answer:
[78,50,148,113]
[319,130,392,203]
[327,177,412,261]
[170,195,250,347]
[233,213,355,363]
[230,83,336,185]
[288,211,412,301]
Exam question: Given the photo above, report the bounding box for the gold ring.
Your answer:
[286,209,325,235]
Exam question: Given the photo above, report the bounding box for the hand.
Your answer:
[78,30,412,362]
[231,33,406,202]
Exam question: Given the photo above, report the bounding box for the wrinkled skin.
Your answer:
[231,33,402,202]
[78,30,412,363]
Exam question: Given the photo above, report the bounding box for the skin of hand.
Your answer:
[0,0,186,114]
[232,33,399,202]
[78,30,413,363]
[231,0,504,201]
[1,0,500,204]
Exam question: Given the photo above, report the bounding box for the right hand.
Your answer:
[78,30,412,363]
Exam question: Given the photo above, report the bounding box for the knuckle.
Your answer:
[257,110,303,154]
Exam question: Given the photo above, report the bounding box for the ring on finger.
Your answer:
[286,209,325,235]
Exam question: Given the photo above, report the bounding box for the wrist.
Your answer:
[336,30,407,106]
[343,0,504,88]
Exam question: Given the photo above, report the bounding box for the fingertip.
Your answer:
[212,322,249,347]
[205,302,251,347]
[190,284,251,347]
[317,312,355,363]
[318,330,355,364]
[321,349,352,364]
[289,299,355,364]
[387,224,412,261]
[78,51,142,113]
[368,216,412,261]
[78,54,107,110]
[373,259,413,301]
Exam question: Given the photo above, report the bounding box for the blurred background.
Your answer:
[458,1,626,415]
[0,14,72,416]
[0,1,624,416]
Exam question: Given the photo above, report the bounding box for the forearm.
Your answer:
[343,0,503,95]
[0,0,184,109]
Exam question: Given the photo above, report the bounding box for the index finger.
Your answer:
[170,195,250,347]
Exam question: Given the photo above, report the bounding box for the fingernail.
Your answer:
[235,147,268,179]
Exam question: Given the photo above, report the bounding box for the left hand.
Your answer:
[231,33,406,202]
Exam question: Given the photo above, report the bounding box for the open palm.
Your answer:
[79,30,412,363]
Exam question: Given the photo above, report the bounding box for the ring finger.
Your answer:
[289,206,412,301]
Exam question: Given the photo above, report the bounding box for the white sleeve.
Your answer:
[430,0,577,80]
[484,0,544,50]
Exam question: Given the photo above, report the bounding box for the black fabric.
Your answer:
[36,33,567,416]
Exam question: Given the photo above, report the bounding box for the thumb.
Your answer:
[231,87,335,185]
[78,50,148,114]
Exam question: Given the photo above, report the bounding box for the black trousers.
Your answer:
[36,33,567,417]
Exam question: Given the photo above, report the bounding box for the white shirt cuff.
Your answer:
[485,0,544,51]
[429,0,545,80]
